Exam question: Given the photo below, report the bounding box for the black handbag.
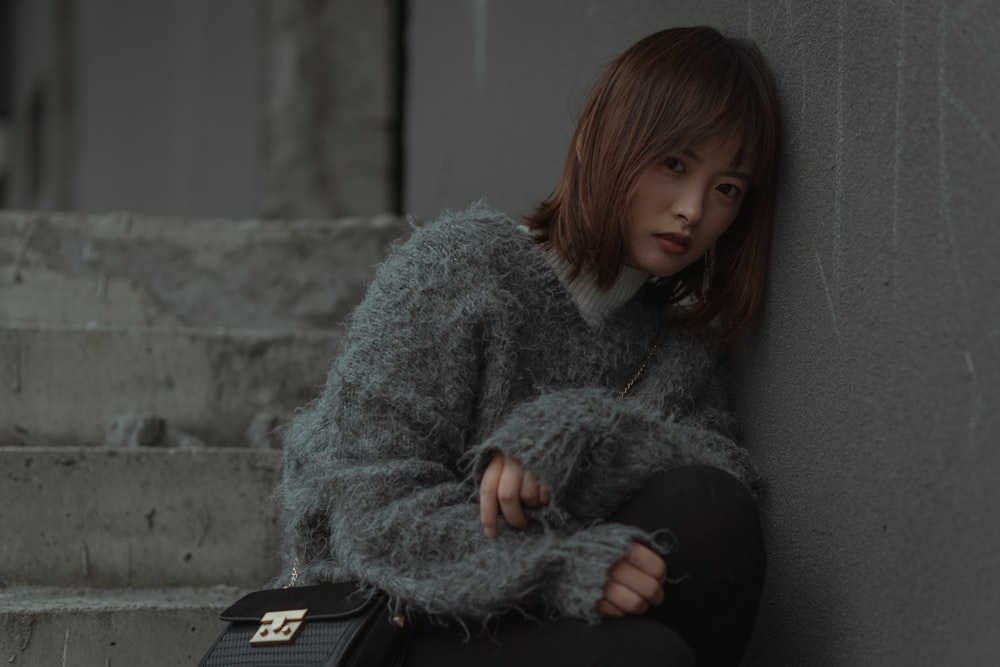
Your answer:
[198,581,409,667]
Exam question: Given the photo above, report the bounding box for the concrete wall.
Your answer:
[7,0,261,218]
[7,0,76,211]
[405,1,1000,665]
[260,0,400,218]
[6,0,399,219]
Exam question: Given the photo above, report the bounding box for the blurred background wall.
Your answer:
[2,1,998,665]
[1,0,398,218]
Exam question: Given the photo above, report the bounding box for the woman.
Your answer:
[279,26,781,666]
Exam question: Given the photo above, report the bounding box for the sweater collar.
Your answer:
[543,249,649,328]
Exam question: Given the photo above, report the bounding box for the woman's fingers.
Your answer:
[479,454,504,537]
[479,453,549,536]
[601,579,650,615]
[609,558,665,607]
[538,482,551,506]
[627,544,668,583]
[596,598,625,617]
[521,471,541,507]
[596,544,668,617]
[497,457,528,528]
[521,472,551,508]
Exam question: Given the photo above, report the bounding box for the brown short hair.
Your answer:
[526,27,782,338]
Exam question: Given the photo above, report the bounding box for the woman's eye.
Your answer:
[664,157,684,173]
[717,183,744,199]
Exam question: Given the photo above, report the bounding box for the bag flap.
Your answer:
[220,583,379,622]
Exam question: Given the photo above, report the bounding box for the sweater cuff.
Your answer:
[548,522,654,623]
[464,388,616,498]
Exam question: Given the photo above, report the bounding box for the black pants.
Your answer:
[403,465,766,667]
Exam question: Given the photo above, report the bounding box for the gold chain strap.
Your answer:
[616,335,660,402]
[284,559,300,588]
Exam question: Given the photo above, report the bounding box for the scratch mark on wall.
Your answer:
[96,273,108,301]
[788,71,808,148]
[892,1,906,291]
[815,250,841,339]
[10,327,22,394]
[936,5,970,303]
[943,86,998,155]
[81,539,91,579]
[834,0,845,297]
[793,0,807,147]
[763,0,783,45]
[790,9,811,33]
[964,350,982,448]
[784,2,808,149]
[61,629,70,667]
[474,0,488,92]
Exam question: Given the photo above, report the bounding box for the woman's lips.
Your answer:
[654,233,691,255]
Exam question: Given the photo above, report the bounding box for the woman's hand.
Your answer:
[596,543,667,617]
[479,452,551,537]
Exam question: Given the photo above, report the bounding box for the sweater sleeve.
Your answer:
[279,213,649,622]
[468,339,758,523]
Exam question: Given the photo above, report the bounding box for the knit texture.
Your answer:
[278,202,758,624]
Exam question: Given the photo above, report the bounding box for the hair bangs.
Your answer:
[642,38,775,188]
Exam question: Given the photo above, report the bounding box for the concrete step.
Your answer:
[0,210,411,330]
[1,447,282,588]
[0,585,246,666]
[0,323,337,447]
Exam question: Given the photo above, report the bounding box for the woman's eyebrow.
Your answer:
[682,147,752,183]
[723,168,753,184]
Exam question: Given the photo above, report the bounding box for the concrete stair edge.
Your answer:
[0,584,250,666]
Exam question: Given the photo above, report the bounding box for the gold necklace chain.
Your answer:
[616,334,660,402]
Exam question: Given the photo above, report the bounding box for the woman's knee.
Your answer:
[588,618,695,667]
[615,464,765,583]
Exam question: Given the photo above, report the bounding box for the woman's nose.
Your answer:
[671,187,703,226]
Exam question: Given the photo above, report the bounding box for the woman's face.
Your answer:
[625,137,750,277]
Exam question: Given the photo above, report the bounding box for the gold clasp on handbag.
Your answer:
[250,608,308,646]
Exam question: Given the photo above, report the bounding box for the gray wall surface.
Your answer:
[6,0,399,219]
[260,0,400,218]
[406,1,1000,665]
[74,0,261,218]
[8,0,261,218]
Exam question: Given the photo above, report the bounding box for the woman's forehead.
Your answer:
[682,134,757,175]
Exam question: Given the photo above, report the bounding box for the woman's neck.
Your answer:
[544,249,649,327]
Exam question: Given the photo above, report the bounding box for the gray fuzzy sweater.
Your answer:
[278,203,757,624]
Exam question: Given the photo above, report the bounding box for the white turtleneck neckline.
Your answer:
[543,249,649,328]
